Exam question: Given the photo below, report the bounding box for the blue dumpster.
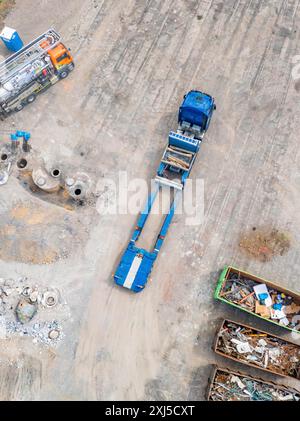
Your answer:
[0,27,24,52]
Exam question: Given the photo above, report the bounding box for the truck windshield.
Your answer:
[57,53,69,63]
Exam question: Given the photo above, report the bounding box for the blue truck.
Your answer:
[114,90,216,292]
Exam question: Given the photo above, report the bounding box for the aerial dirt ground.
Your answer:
[0,0,300,400]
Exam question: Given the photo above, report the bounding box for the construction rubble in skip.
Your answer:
[208,368,300,401]
[210,266,300,401]
[219,272,300,329]
[215,320,300,379]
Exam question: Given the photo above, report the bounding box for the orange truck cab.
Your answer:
[40,38,74,79]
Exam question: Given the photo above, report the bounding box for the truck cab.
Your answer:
[47,42,74,77]
[178,90,216,136]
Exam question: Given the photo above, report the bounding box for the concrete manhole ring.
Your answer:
[42,290,60,308]
[48,329,60,340]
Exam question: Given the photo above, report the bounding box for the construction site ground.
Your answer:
[0,0,300,400]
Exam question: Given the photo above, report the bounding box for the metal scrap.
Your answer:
[215,320,300,379]
[209,368,300,401]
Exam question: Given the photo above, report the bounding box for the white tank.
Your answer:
[0,58,45,102]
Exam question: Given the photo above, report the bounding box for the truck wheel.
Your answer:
[69,63,75,71]
[27,94,36,104]
[59,70,69,79]
[15,104,24,112]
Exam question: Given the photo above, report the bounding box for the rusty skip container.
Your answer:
[214,266,300,334]
[213,319,300,380]
[206,365,300,401]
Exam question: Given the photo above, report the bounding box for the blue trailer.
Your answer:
[114,90,216,292]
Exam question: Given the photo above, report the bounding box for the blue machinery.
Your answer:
[114,90,216,292]
[10,130,31,151]
[10,130,31,142]
[0,130,31,148]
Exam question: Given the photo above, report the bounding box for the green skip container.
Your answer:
[214,266,300,334]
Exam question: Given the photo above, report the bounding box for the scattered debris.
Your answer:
[6,319,63,346]
[207,367,300,401]
[0,277,66,345]
[239,228,291,262]
[215,320,300,379]
[217,267,300,330]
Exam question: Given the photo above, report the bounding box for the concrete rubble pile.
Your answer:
[220,274,300,328]
[216,321,300,379]
[0,277,63,345]
[209,369,300,401]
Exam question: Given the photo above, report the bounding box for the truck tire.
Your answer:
[27,94,36,104]
[59,70,69,79]
[15,103,24,112]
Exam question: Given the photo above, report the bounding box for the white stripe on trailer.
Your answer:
[123,255,143,289]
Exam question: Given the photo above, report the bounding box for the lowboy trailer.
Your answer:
[114,90,216,292]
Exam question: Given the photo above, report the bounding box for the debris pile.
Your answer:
[5,320,62,346]
[216,321,300,379]
[219,273,300,329]
[209,368,300,401]
[0,277,64,345]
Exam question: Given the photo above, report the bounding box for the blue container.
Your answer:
[0,27,24,52]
